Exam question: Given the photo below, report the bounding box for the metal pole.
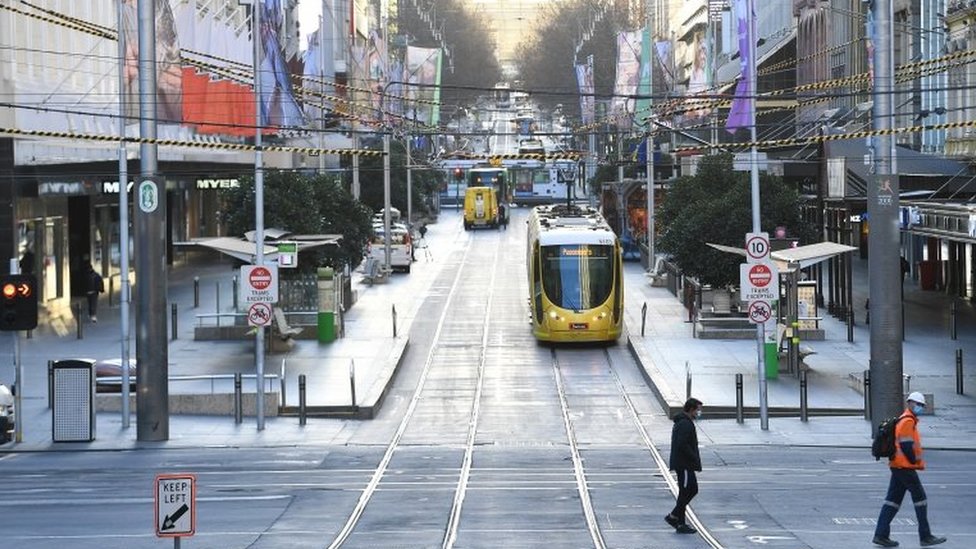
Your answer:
[216,281,221,313]
[234,372,242,424]
[349,359,357,408]
[47,359,54,409]
[392,304,397,338]
[799,369,808,422]
[117,0,132,429]
[863,369,872,420]
[299,374,307,426]
[406,131,413,225]
[10,260,22,442]
[232,276,239,310]
[252,0,266,431]
[136,0,168,442]
[735,373,744,424]
[685,361,692,402]
[868,0,905,433]
[950,301,957,340]
[641,302,647,337]
[76,302,83,339]
[956,348,964,395]
[193,277,199,308]
[170,303,177,340]
[847,304,854,343]
[109,277,114,308]
[646,1,655,269]
[383,132,392,273]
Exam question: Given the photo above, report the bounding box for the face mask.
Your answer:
[911,404,924,415]
[695,409,702,419]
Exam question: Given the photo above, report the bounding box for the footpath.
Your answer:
[0,213,462,451]
[622,255,976,451]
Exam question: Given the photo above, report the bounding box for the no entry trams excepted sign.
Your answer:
[240,264,278,304]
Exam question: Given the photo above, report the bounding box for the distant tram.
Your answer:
[526,205,623,342]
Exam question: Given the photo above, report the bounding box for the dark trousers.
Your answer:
[86,292,98,318]
[874,468,931,539]
[670,469,699,524]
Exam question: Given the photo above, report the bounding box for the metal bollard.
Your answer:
[216,281,221,313]
[685,361,692,401]
[232,276,239,310]
[950,302,958,340]
[799,370,809,422]
[903,374,912,394]
[392,305,397,338]
[298,374,307,426]
[193,276,200,308]
[350,359,357,408]
[75,302,83,339]
[956,348,964,395]
[171,303,178,340]
[641,302,648,337]
[863,369,871,420]
[735,373,744,424]
[47,360,54,409]
[109,277,114,308]
[847,305,854,343]
[234,373,243,424]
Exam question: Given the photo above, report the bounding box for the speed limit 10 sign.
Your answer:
[745,232,770,264]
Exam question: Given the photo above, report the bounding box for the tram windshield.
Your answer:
[540,244,613,311]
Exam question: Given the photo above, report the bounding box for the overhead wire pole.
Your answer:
[135,0,168,441]
[117,0,131,429]
[645,2,655,271]
[251,0,266,431]
[745,0,769,431]
[868,0,903,427]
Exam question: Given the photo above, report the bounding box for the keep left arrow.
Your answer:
[161,503,189,531]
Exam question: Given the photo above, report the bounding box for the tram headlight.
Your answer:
[548,310,561,321]
[592,312,607,322]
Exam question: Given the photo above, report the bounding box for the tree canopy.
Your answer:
[397,0,502,111]
[513,0,630,119]
[220,170,373,272]
[656,154,817,287]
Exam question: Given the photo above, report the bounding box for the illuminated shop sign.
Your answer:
[196,179,239,190]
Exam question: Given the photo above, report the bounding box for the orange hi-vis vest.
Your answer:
[890,408,924,470]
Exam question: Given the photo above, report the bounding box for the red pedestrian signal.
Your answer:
[453,168,463,181]
[0,274,38,331]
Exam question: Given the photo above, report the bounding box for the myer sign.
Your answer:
[196,178,240,190]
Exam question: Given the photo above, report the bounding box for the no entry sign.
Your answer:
[740,262,779,302]
[240,265,278,303]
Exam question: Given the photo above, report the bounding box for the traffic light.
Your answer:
[453,168,463,181]
[0,274,38,331]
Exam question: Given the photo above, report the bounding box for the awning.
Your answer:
[177,234,342,264]
[707,241,857,271]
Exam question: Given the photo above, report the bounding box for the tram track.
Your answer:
[549,345,725,549]
[326,228,502,549]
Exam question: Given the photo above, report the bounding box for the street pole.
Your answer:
[318,13,326,175]
[252,0,266,431]
[117,0,131,429]
[646,1,655,271]
[744,0,768,430]
[406,130,413,224]
[135,0,168,441]
[869,0,903,427]
[10,259,22,442]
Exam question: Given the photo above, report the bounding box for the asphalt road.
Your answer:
[1,211,973,549]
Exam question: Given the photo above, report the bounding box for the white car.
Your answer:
[367,226,413,273]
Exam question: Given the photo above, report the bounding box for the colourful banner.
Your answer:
[122,0,183,124]
[257,0,305,130]
[405,46,442,125]
[576,56,595,125]
[612,30,642,128]
[685,30,712,121]
[726,0,753,134]
[634,26,653,128]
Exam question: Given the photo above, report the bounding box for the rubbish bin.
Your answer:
[317,267,336,343]
[51,359,96,442]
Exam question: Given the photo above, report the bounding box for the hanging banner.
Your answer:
[726,0,754,134]
[576,56,595,125]
[405,46,442,126]
[612,30,642,129]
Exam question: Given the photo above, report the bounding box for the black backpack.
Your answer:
[871,415,905,460]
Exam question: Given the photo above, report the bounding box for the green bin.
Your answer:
[318,311,335,343]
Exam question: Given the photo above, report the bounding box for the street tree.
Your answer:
[513,0,629,118]
[656,153,817,288]
[354,138,443,221]
[220,170,373,271]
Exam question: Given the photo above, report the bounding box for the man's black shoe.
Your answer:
[872,537,899,547]
[664,515,679,529]
[921,535,947,546]
[675,524,697,534]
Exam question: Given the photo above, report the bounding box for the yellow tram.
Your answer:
[526,204,623,342]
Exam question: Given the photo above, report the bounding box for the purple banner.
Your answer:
[725,0,752,134]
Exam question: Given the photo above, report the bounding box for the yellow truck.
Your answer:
[463,186,500,230]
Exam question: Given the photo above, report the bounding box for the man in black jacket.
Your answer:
[665,397,703,534]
